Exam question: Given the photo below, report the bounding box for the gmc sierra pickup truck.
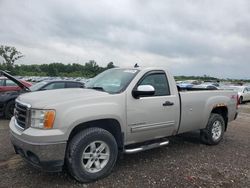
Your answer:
[9,67,238,182]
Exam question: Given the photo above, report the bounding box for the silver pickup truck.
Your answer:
[9,67,238,182]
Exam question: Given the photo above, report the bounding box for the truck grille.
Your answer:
[15,101,30,130]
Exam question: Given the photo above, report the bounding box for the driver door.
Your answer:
[126,71,180,144]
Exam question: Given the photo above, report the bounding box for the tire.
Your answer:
[200,113,225,145]
[239,96,243,104]
[66,127,118,183]
[4,100,15,119]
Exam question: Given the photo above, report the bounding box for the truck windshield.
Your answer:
[85,68,139,94]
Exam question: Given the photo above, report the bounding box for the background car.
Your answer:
[192,84,218,90]
[237,86,250,103]
[221,86,250,104]
[0,71,85,119]
[29,80,84,91]
[176,82,194,89]
[0,77,32,92]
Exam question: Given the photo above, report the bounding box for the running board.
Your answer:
[125,140,169,154]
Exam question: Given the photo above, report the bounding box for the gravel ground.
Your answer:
[0,104,250,188]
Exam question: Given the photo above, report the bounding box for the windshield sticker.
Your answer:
[123,70,137,74]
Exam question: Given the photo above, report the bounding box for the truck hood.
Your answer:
[17,88,110,108]
[0,70,31,92]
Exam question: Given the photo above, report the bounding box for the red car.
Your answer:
[0,77,32,92]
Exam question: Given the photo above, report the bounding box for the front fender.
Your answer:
[54,102,126,140]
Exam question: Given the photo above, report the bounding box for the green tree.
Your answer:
[106,62,115,69]
[84,60,103,77]
[0,45,24,71]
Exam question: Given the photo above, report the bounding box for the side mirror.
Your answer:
[132,85,155,99]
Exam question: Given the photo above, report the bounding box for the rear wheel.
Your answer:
[239,96,243,104]
[200,113,225,145]
[5,100,15,119]
[66,127,118,183]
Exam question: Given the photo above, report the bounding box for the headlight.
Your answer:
[30,109,55,129]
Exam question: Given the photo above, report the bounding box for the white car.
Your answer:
[222,86,250,104]
[240,86,250,103]
[192,83,218,90]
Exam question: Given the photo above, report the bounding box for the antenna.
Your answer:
[134,63,139,68]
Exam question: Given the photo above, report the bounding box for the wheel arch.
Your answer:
[239,95,243,103]
[3,98,16,118]
[67,118,124,150]
[211,106,228,131]
[2,94,18,109]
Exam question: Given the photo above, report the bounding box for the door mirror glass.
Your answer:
[132,85,155,98]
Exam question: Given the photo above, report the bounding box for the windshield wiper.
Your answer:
[86,86,106,92]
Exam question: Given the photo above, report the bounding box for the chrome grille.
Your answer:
[15,101,30,130]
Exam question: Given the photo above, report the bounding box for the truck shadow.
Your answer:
[171,131,202,145]
[114,131,204,169]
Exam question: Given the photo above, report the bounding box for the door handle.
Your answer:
[163,101,174,106]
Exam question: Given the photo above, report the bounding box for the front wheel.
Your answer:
[5,100,15,119]
[66,127,118,183]
[200,113,225,145]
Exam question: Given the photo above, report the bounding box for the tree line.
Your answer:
[0,61,115,78]
[0,45,115,78]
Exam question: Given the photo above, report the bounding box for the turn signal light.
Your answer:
[44,110,55,129]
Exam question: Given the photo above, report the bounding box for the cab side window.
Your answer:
[66,82,84,88]
[139,73,170,96]
[0,79,4,86]
[43,82,65,90]
[6,79,17,86]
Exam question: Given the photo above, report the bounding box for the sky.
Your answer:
[0,0,250,79]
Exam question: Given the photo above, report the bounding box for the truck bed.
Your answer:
[177,90,237,134]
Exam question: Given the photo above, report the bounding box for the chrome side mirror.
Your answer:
[132,85,155,99]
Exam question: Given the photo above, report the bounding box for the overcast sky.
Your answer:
[0,0,250,79]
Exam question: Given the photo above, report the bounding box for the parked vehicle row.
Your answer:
[192,83,218,90]
[176,80,220,90]
[15,75,89,83]
[0,71,85,119]
[177,80,250,104]
[9,67,238,182]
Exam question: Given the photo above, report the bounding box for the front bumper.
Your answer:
[10,123,67,172]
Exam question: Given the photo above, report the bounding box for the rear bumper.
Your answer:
[10,131,67,172]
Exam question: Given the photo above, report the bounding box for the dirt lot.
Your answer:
[0,104,250,188]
